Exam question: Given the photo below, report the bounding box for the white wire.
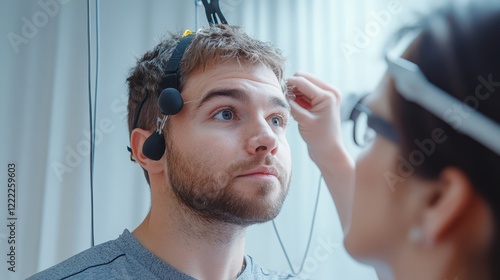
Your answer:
[272,174,323,275]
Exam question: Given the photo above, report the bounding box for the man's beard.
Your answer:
[165,137,290,226]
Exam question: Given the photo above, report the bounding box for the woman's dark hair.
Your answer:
[390,2,500,278]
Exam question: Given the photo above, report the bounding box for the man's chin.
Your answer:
[195,197,285,226]
[211,210,281,226]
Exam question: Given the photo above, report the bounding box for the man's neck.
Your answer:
[133,186,247,280]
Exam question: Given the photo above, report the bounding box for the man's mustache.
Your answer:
[227,156,288,181]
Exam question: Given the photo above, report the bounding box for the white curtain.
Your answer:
[0,0,437,279]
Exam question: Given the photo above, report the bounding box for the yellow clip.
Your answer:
[182,29,193,37]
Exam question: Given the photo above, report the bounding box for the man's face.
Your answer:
[164,61,292,225]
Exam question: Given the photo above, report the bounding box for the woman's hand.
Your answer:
[287,72,355,233]
[286,72,344,166]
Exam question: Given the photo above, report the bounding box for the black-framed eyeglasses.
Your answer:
[349,97,399,147]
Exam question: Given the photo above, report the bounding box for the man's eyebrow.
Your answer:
[194,88,250,111]
[271,96,291,112]
[193,87,291,112]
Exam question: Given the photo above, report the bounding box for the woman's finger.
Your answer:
[287,76,327,105]
[294,72,340,96]
[288,98,312,123]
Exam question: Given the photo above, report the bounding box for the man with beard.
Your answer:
[28,25,296,280]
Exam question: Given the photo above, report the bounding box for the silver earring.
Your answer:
[408,226,424,244]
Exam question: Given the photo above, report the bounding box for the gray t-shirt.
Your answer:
[27,229,298,280]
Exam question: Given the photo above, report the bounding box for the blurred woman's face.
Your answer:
[344,74,420,262]
[343,32,497,278]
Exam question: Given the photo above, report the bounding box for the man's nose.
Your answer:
[245,119,279,156]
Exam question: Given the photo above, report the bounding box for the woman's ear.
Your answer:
[130,128,164,175]
[421,167,473,246]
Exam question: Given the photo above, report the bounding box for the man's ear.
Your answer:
[130,128,164,175]
[421,167,473,246]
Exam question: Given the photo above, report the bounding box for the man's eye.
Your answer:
[270,115,286,127]
[213,109,234,120]
[271,116,281,126]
